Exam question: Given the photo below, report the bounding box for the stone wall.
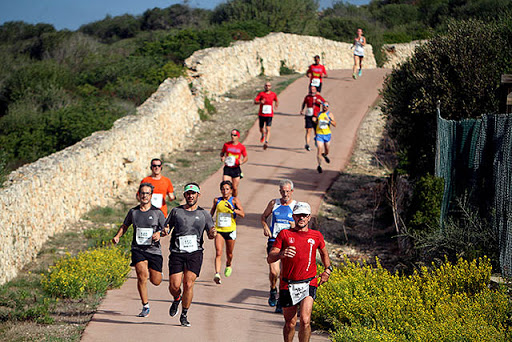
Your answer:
[0,77,199,285]
[0,33,377,285]
[186,32,376,97]
[382,40,426,69]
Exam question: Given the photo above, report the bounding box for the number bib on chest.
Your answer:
[311,78,321,87]
[136,227,153,246]
[289,281,310,305]
[217,212,232,227]
[179,234,198,252]
[273,222,290,238]
[306,107,314,116]
[319,120,329,129]
[224,155,236,167]
[151,193,163,208]
[262,105,272,114]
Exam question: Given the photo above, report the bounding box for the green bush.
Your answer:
[381,17,512,179]
[408,174,444,233]
[314,257,511,342]
[41,246,130,298]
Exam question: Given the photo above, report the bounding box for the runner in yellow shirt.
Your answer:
[313,103,336,173]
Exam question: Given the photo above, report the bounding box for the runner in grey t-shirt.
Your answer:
[165,182,216,327]
[112,183,166,318]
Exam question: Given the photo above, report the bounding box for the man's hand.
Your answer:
[263,224,271,237]
[317,271,330,286]
[112,236,120,245]
[208,227,217,239]
[282,246,296,258]
[152,232,161,242]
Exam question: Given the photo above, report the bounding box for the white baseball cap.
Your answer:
[293,202,311,215]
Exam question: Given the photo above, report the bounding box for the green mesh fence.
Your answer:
[435,110,512,276]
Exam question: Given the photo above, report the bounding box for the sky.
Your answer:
[0,0,371,31]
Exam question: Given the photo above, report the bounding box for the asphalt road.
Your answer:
[81,69,389,342]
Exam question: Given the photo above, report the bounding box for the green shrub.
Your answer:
[408,174,444,233]
[314,257,511,342]
[41,246,130,298]
[279,60,295,75]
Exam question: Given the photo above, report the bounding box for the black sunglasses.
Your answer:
[151,164,162,168]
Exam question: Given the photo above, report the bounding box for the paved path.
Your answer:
[81,69,389,342]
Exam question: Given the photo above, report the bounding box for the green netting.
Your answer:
[435,110,512,276]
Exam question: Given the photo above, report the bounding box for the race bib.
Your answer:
[273,222,291,237]
[311,78,321,87]
[225,155,236,167]
[151,193,163,208]
[136,227,154,246]
[218,212,232,227]
[262,104,272,114]
[179,235,198,253]
[289,281,310,305]
[306,107,314,116]
[319,120,329,129]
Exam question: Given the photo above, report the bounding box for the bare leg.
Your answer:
[135,261,149,304]
[316,141,325,167]
[353,55,359,75]
[269,260,280,289]
[148,268,162,286]
[214,234,224,274]
[324,141,331,157]
[225,239,235,267]
[231,176,241,197]
[305,127,313,146]
[169,272,183,299]
[283,305,298,342]
[181,270,197,310]
[266,125,272,143]
[298,296,314,342]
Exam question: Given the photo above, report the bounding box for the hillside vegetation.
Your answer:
[1,0,510,181]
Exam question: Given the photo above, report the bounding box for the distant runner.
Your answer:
[140,158,175,217]
[254,82,279,150]
[165,183,216,327]
[112,183,166,318]
[210,180,245,284]
[299,85,326,151]
[306,55,328,93]
[267,202,332,342]
[220,129,248,197]
[261,179,296,314]
[313,103,336,173]
[352,28,366,79]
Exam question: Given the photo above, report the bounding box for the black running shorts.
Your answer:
[131,248,163,272]
[223,165,242,178]
[168,251,203,276]
[259,116,273,129]
[279,286,317,307]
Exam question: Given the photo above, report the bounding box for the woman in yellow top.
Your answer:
[210,180,245,284]
[313,102,337,173]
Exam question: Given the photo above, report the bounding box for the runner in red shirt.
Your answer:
[140,158,175,217]
[299,85,326,151]
[268,202,332,342]
[306,55,328,93]
[254,82,279,150]
[220,129,248,197]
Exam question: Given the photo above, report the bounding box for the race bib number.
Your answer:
[319,120,329,129]
[306,107,314,116]
[151,193,163,208]
[273,222,291,237]
[311,78,321,87]
[179,235,198,253]
[218,212,232,227]
[289,281,310,305]
[136,227,154,246]
[262,105,272,114]
[224,155,236,167]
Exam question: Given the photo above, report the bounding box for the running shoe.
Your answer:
[224,266,232,277]
[213,273,222,284]
[169,296,181,317]
[260,134,265,143]
[275,302,283,314]
[268,289,277,307]
[317,165,323,173]
[138,306,150,317]
[263,142,268,150]
[180,313,191,327]
[322,153,330,163]
[305,144,311,151]
[358,69,362,77]
[352,73,357,79]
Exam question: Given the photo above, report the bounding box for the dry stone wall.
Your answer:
[186,32,376,97]
[0,77,199,284]
[382,40,426,69]
[0,33,378,285]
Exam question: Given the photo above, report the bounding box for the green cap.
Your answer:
[184,184,200,193]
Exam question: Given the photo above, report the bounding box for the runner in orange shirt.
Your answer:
[140,158,175,217]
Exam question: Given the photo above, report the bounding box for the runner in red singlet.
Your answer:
[306,55,328,93]
[220,129,248,197]
[254,82,279,150]
[299,85,326,151]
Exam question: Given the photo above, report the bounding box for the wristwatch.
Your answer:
[326,265,333,273]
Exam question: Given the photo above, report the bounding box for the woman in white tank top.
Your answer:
[352,28,366,79]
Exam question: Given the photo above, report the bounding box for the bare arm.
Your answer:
[317,246,332,286]
[112,224,129,244]
[274,97,279,109]
[267,245,296,264]
[210,198,217,217]
[233,197,245,218]
[261,200,275,237]
[329,113,336,127]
